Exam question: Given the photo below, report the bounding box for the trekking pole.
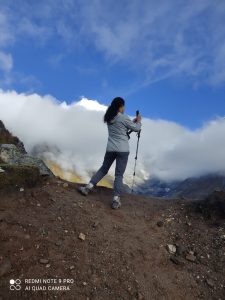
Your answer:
[131,110,141,193]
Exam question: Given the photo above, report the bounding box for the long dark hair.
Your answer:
[104,97,125,123]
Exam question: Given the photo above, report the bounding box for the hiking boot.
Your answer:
[111,196,121,209]
[78,182,94,196]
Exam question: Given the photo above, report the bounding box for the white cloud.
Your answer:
[18,18,52,45]
[77,0,225,87]
[0,51,13,72]
[1,1,225,88]
[0,51,13,86]
[0,11,14,47]
[73,98,107,112]
[0,9,14,81]
[1,90,225,186]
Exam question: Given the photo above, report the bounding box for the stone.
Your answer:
[19,187,24,192]
[166,244,176,254]
[157,221,164,227]
[170,256,184,266]
[206,279,214,288]
[0,167,5,173]
[63,182,69,188]
[79,233,86,241]
[55,240,62,246]
[137,292,144,300]
[165,217,174,223]
[39,258,49,264]
[185,253,196,262]
[176,245,186,256]
[0,258,11,277]
[92,221,99,228]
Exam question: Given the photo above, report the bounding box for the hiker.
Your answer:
[78,97,142,209]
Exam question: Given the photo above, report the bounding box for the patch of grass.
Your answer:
[0,164,42,190]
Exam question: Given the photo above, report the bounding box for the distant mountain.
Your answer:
[135,174,225,200]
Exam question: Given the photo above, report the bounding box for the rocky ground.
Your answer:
[0,177,224,300]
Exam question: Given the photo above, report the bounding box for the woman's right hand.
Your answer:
[133,114,142,123]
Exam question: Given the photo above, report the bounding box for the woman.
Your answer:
[78,97,142,209]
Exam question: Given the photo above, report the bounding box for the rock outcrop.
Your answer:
[0,120,26,154]
[0,144,53,177]
[0,120,54,190]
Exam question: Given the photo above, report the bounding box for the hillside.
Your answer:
[0,177,225,300]
[0,119,225,299]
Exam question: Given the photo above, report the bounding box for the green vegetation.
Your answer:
[0,164,42,190]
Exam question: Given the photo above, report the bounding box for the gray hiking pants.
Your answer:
[90,151,129,196]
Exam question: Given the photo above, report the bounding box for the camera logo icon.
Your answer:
[9,279,21,290]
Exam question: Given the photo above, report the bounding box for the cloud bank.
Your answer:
[1,90,225,186]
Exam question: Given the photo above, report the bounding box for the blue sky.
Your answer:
[0,0,225,129]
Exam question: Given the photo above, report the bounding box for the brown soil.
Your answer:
[0,178,224,300]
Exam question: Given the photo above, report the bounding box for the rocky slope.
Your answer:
[0,119,225,299]
[0,178,224,300]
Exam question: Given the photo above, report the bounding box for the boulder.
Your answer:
[0,144,53,177]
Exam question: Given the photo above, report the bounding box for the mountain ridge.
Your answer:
[136,174,225,200]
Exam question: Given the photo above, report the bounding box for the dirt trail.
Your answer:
[0,178,225,300]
